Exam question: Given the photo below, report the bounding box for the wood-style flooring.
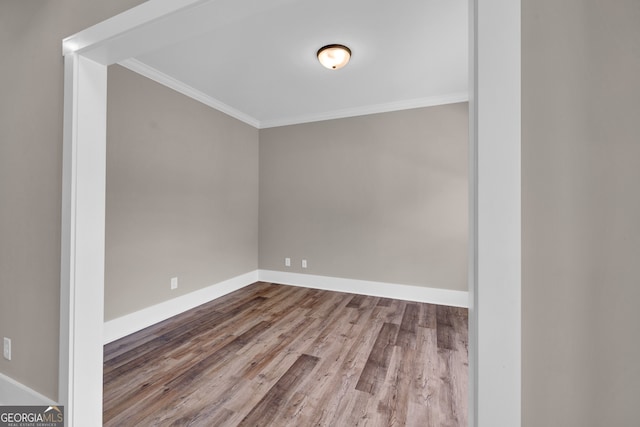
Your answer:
[103,282,468,426]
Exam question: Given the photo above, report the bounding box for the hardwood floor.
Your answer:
[103,282,468,426]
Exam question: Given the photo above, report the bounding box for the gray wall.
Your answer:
[522,0,640,425]
[0,0,146,401]
[105,65,259,320]
[259,104,468,290]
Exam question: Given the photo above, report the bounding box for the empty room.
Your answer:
[3,0,525,425]
[6,0,640,426]
[98,0,469,425]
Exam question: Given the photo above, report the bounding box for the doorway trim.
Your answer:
[60,0,520,425]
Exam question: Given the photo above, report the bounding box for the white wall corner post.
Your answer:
[469,0,521,426]
[60,53,108,426]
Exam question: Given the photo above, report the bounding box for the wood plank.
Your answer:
[396,302,419,349]
[385,299,408,324]
[376,345,407,426]
[418,302,437,329]
[347,295,379,325]
[165,320,272,389]
[346,293,368,308]
[298,309,384,426]
[355,322,400,394]
[376,297,393,307]
[237,354,319,427]
[408,326,440,427]
[436,305,456,350]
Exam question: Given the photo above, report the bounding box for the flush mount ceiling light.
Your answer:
[317,44,352,70]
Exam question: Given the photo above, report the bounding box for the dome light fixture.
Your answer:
[317,44,352,70]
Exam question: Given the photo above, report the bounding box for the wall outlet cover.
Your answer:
[3,337,11,361]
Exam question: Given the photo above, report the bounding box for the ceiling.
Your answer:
[123,0,468,129]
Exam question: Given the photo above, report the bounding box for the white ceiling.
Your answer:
[124,0,468,128]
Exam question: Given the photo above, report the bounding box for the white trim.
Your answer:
[471,0,521,425]
[62,0,207,56]
[0,373,57,406]
[467,0,478,425]
[257,93,469,128]
[120,58,467,129]
[258,270,468,308]
[60,54,108,426]
[104,271,258,344]
[119,59,261,128]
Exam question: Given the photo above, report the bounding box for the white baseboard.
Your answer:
[103,271,259,344]
[103,269,468,345]
[0,372,56,406]
[258,270,469,308]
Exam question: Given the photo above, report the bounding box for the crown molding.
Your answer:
[258,93,469,129]
[118,58,467,129]
[118,58,261,128]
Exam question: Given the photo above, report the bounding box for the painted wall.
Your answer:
[522,0,640,425]
[105,65,259,320]
[259,104,468,290]
[0,0,146,401]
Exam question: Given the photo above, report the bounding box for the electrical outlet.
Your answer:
[3,337,11,361]
[285,257,291,267]
[170,277,178,290]
[302,259,308,269]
